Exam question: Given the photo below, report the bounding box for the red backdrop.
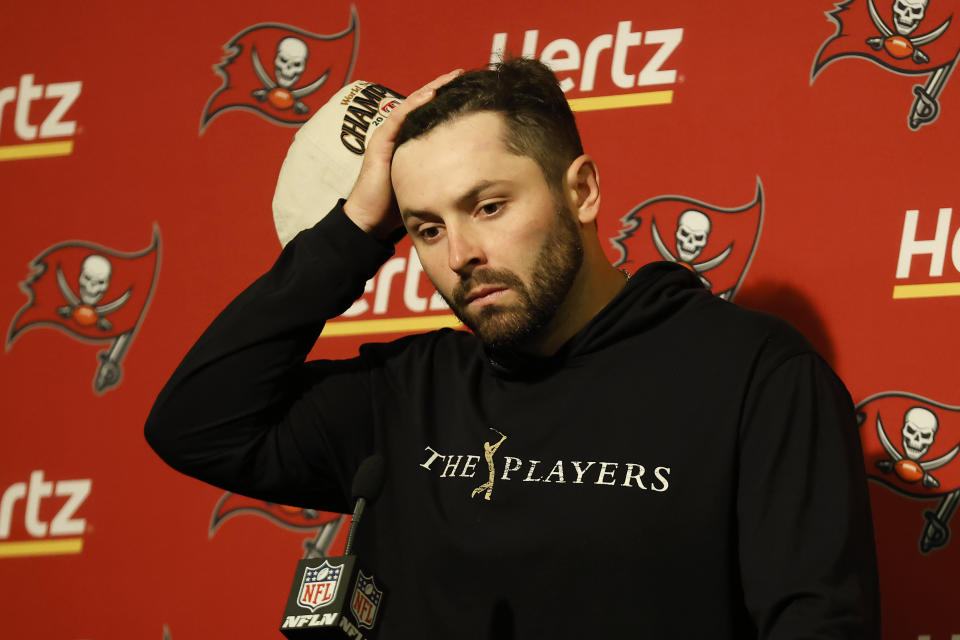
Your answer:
[1,1,958,638]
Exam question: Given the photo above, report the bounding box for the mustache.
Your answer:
[452,269,525,306]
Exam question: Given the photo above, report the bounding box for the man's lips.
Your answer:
[464,285,509,305]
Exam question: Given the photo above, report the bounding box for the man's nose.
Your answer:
[447,226,485,274]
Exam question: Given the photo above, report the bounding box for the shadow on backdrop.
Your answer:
[734,281,837,369]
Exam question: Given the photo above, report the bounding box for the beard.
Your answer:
[442,201,584,350]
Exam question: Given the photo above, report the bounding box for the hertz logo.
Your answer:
[0,470,91,558]
[894,207,960,299]
[489,21,683,112]
[0,74,81,162]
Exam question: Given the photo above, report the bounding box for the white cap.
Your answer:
[272,80,404,246]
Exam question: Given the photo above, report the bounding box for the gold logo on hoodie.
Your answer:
[471,428,508,501]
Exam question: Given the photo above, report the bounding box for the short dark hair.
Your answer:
[395,57,584,192]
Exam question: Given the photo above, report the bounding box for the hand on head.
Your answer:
[344,69,463,240]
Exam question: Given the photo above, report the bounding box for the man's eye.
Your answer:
[418,226,441,240]
[480,202,504,216]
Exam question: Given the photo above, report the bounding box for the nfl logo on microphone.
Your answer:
[351,571,383,629]
[300,561,343,610]
[280,556,387,638]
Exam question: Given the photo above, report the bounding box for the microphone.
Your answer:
[280,454,387,638]
[344,454,385,556]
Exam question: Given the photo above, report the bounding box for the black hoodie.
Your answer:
[146,204,879,639]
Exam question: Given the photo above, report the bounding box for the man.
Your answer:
[146,58,879,638]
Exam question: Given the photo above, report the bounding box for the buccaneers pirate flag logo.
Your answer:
[609,179,763,301]
[200,8,358,131]
[6,229,160,393]
[857,392,960,553]
[813,0,960,129]
[210,492,346,559]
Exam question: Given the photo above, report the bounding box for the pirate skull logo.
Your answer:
[78,255,111,305]
[865,0,950,64]
[56,254,131,331]
[876,407,960,489]
[675,210,712,262]
[902,406,938,459]
[649,210,732,292]
[250,37,329,115]
[274,37,308,89]
[893,0,928,36]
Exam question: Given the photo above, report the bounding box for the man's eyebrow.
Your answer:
[401,208,441,223]
[401,179,514,222]
[455,179,511,209]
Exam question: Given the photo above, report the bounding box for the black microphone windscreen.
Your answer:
[351,453,385,502]
[488,599,515,640]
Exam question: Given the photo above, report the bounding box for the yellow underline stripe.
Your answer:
[893,282,960,299]
[0,140,74,161]
[322,314,462,337]
[568,90,674,112]
[0,538,84,558]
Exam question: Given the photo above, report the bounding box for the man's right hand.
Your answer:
[343,69,462,241]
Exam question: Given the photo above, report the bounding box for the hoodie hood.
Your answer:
[484,261,707,376]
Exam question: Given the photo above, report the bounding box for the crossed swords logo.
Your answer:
[55,265,130,332]
[859,395,960,553]
[863,0,957,129]
[865,0,951,64]
[250,44,328,115]
[649,217,732,291]
[54,258,134,393]
[874,413,959,489]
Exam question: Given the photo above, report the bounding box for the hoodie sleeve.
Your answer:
[144,203,395,512]
[736,351,881,639]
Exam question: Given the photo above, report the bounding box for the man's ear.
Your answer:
[563,155,601,225]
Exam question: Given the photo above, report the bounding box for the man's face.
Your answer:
[392,111,583,349]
